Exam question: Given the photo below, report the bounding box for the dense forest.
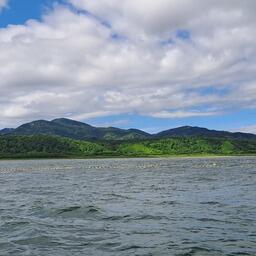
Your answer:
[0,135,255,159]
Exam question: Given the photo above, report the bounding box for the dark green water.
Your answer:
[0,157,256,256]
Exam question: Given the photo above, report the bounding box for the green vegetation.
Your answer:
[116,138,256,156]
[0,135,255,159]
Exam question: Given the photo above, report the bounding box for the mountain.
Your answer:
[154,126,256,140]
[0,118,151,140]
[10,119,99,140]
[0,118,255,141]
[0,128,15,135]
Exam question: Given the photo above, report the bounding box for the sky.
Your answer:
[0,0,256,134]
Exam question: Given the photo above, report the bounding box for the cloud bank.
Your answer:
[234,124,256,135]
[0,0,256,127]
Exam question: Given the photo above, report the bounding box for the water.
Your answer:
[0,157,256,256]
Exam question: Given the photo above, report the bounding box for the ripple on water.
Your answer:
[53,205,102,219]
[0,157,255,256]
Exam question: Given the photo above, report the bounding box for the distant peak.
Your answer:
[176,125,209,130]
[179,125,193,129]
[0,128,14,135]
[51,118,74,122]
[51,118,93,127]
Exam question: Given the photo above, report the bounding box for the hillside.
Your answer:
[0,135,255,159]
[1,118,151,140]
[0,118,255,141]
[155,126,256,140]
[0,128,14,135]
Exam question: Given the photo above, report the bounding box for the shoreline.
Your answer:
[0,154,256,161]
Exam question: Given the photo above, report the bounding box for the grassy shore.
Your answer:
[0,153,255,161]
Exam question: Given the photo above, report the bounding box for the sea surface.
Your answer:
[0,157,256,256]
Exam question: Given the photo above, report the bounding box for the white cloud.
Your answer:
[0,0,7,10]
[150,110,221,119]
[69,0,256,39]
[235,125,256,135]
[91,119,130,128]
[0,1,256,127]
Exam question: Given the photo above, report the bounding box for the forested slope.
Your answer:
[0,135,255,158]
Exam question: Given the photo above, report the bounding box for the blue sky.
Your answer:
[0,0,256,133]
[0,0,43,27]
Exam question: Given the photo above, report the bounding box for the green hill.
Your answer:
[0,135,255,159]
[2,118,151,141]
[155,126,256,140]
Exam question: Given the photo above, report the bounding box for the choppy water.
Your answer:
[0,157,256,256]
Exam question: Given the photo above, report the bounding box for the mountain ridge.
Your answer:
[0,118,255,141]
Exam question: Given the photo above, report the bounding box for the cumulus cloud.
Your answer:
[0,1,256,127]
